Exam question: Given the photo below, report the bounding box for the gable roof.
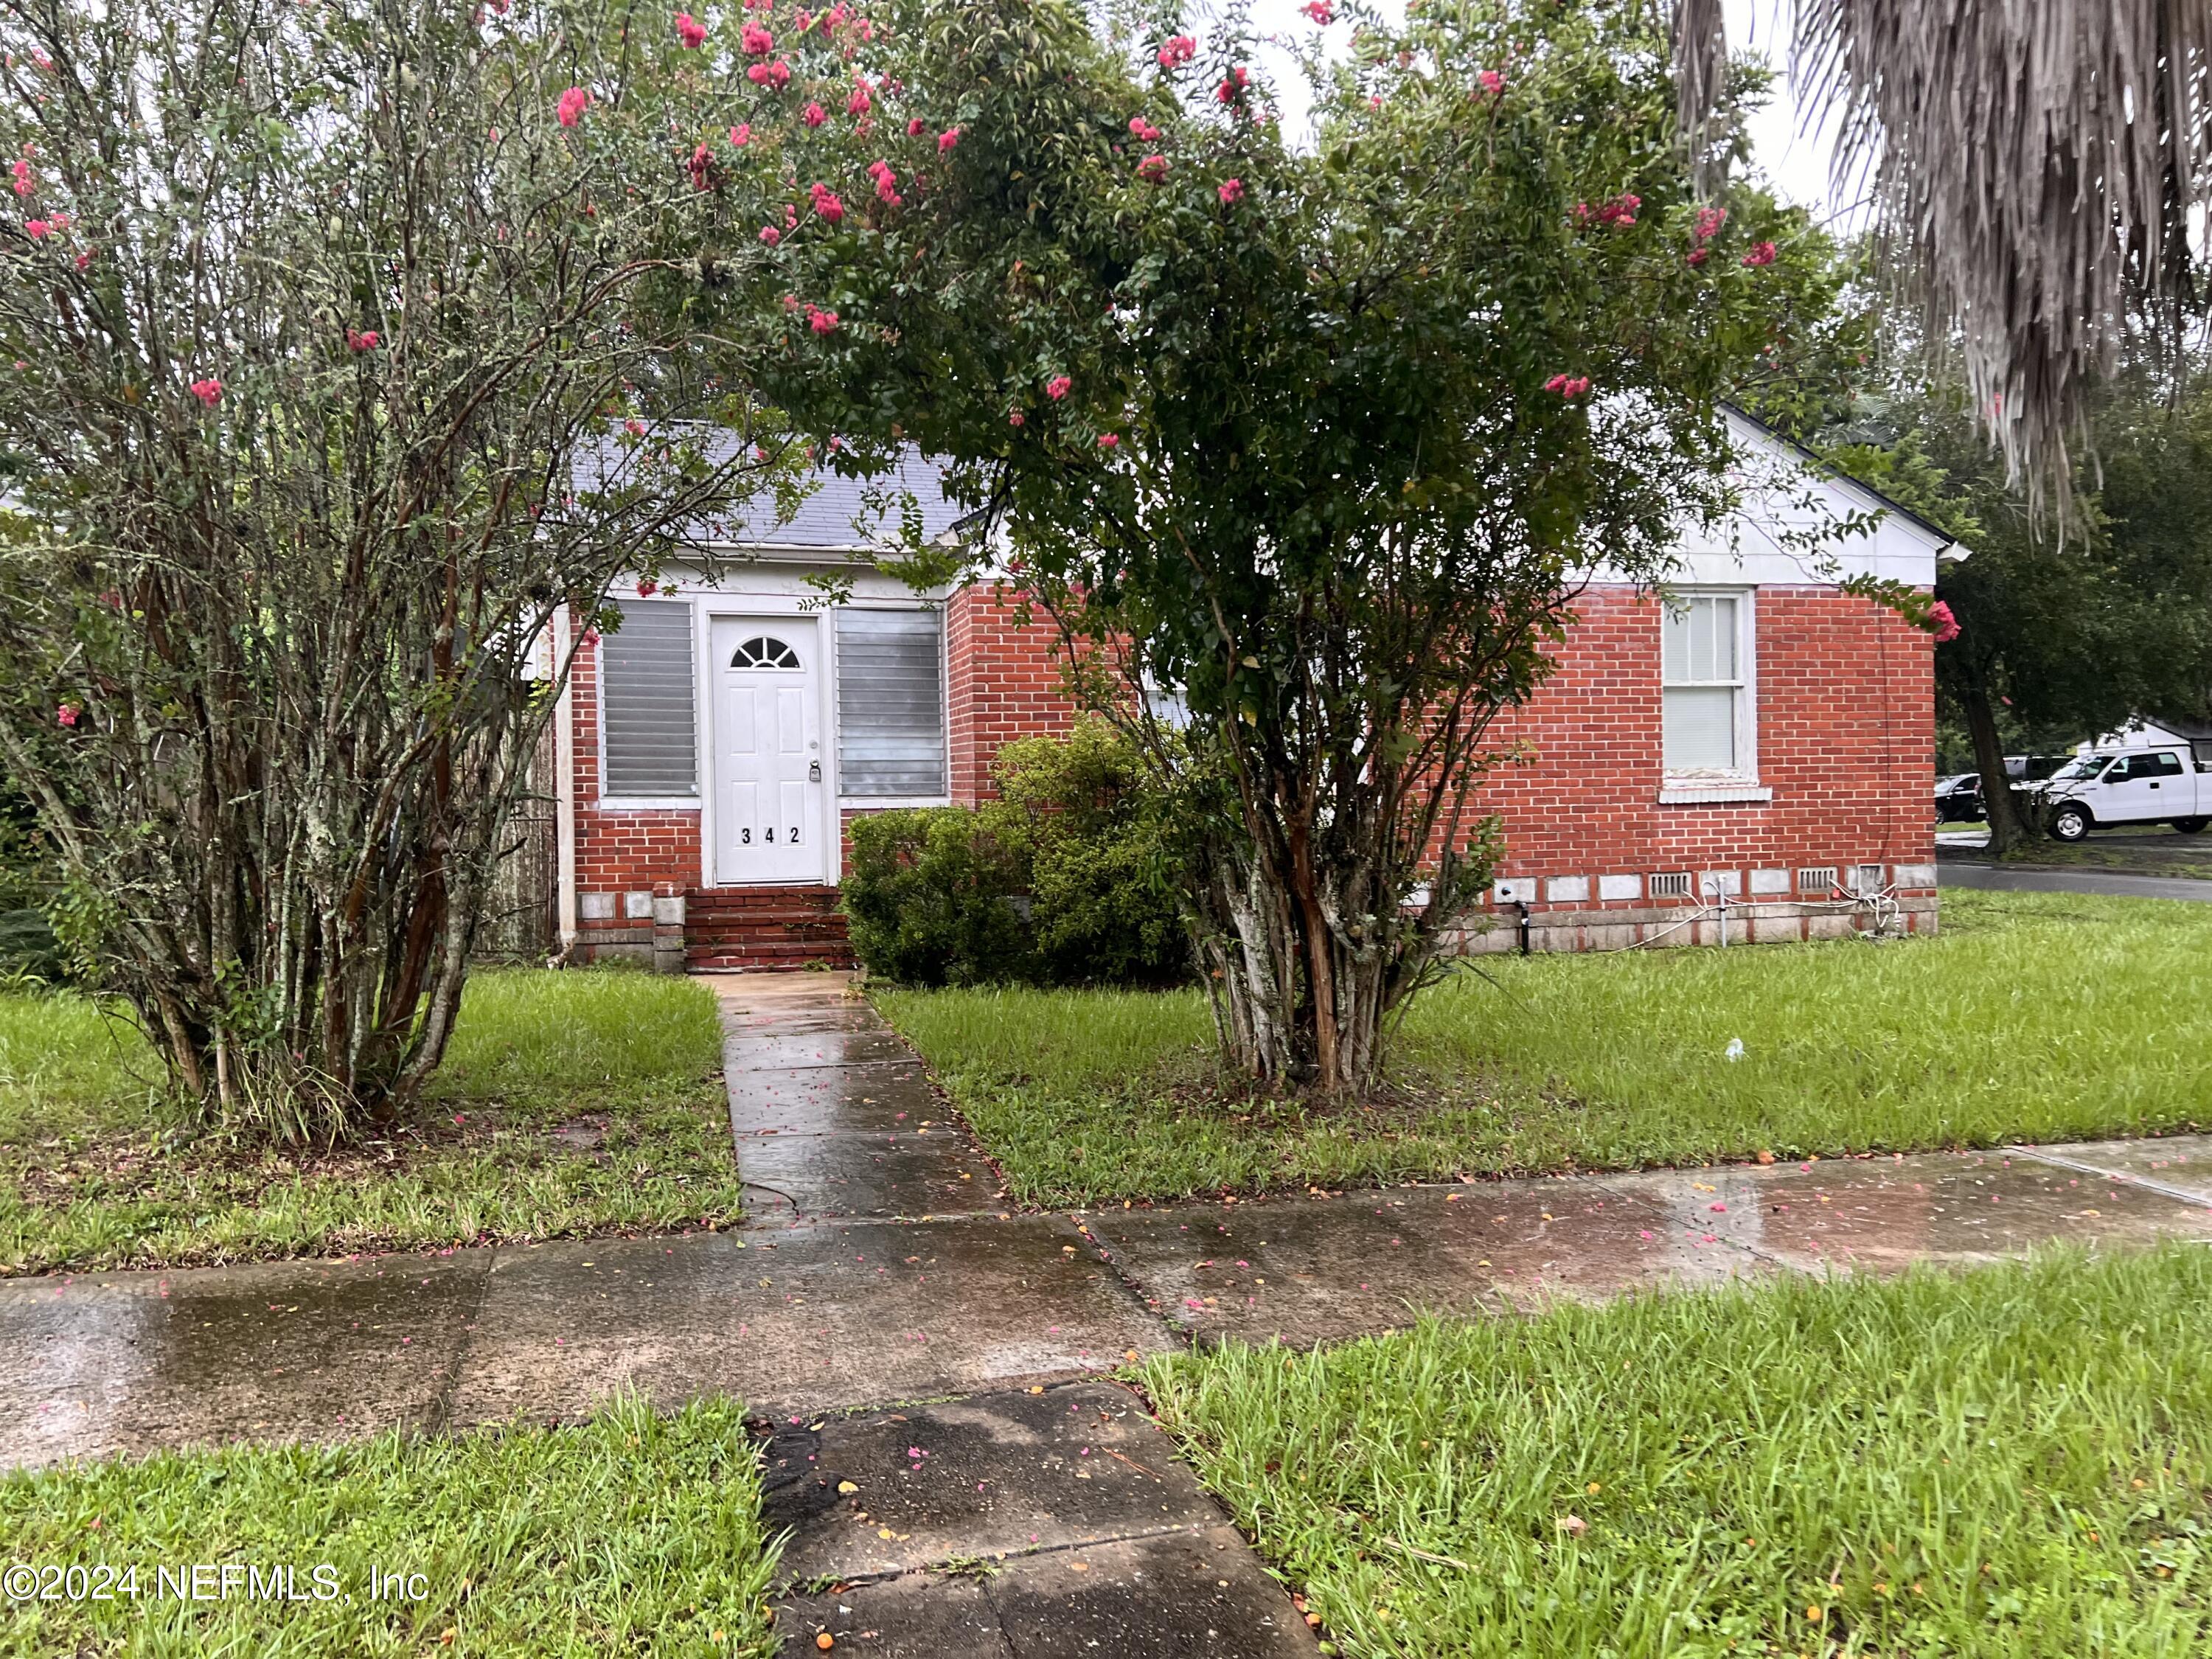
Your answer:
[1721,403,1965,560]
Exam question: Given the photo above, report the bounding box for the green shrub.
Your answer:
[842,807,1035,987]
[841,721,1192,988]
[994,722,1189,987]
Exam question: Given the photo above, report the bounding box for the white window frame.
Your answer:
[1660,588,1762,793]
[831,600,953,810]
[593,592,703,810]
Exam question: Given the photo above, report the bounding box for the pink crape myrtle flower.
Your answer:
[730,122,751,147]
[1215,66,1249,103]
[803,102,827,128]
[675,11,706,49]
[688,142,714,189]
[1217,177,1244,204]
[1007,408,1025,426]
[23,218,49,240]
[907,116,926,136]
[848,84,872,116]
[1687,248,1709,267]
[1543,373,1590,399]
[557,86,592,126]
[346,327,379,352]
[937,127,960,152]
[741,21,774,54]
[867,159,902,205]
[809,181,845,222]
[189,378,222,406]
[55,702,79,728]
[1128,116,1161,142]
[636,579,660,597]
[1045,375,1072,400]
[1097,432,1119,448]
[1476,69,1505,97]
[807,305,840,334]
[1929,599,1961,642]
[9,157,30,197]
[746,58,792,88]
[1692,205,1727,243]
[1595,192,1640,227]
[1158,34,1195,69]
[1742,240,1777,266]
[1136,153,1168,182]
[1301,0,1332,21]
[759,224,781,244]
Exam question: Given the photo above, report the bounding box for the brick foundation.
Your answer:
[565,582,1936,969]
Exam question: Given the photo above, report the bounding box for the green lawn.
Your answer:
[0,1394,780,1658]
[1140,1246,2212,1659]
[0,968,742,1275]
[877,888,2208,1205]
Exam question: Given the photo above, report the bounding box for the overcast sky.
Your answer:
[1235,0,1837,214]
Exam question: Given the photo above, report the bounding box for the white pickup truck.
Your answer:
[2037,744,2212,841]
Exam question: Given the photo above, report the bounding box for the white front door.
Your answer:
[712,616,825,883]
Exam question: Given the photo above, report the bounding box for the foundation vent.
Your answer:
[1796,866,1838,894]
[1648,871,1694,900]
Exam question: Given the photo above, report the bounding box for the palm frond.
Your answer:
[1677,0,2212,521]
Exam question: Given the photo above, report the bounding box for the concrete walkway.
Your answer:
[1940,860,2212,902]
[6,972,2212,1655]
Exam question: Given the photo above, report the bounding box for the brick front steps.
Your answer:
[684,886,855,972]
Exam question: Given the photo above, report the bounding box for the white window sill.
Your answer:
[1658,782,1773,804]
[840,796,953,810]
[592,796,702,811]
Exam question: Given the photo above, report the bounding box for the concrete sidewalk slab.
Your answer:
[980,1526,1314,1658]
[2016,1133,2212,1208]
[776,1526,1314,1658]
[726,1029,916,1071]
[0,1251,487,1470]
[443,1217,1169,1426]
[763,1381,1221,1583]
[737,1121,996,1222]
[777,1571,1012,1657]
[1085,1180,1759,1349]
[1599,1150,2212,1276]
[727,1061,939,1136]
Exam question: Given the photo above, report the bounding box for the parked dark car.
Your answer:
[1934,772,1984,821]
[2006,754,2072,784]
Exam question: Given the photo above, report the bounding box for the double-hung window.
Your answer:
[599,598,698,799]
[1661,592,1753,777]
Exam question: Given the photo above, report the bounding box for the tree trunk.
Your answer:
[1959,675,2035,855]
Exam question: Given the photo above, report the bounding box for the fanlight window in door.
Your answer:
[729,635,801,669]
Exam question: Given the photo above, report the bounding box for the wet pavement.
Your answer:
[1939,862,2212,902]
[2012,1135,2212,1208]
[9,969,2212,1657]
[1086,1178,1764,1349]
[0,1250,488,1469]
[1599,1148,2212,1276]
[443,1218,1166,1427]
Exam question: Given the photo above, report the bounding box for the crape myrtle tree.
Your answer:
[0,0,888,1138]
[761,0,1841,1091]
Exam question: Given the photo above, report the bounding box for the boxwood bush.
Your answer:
[842,721,1190,987]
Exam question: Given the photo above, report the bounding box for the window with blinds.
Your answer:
[1661,593,1750,775]
[599,599,698,797]
[836,608,945,796]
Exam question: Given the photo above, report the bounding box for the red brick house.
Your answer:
[552,413,1955,968]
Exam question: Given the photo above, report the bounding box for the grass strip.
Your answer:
[1141,1245,2212,1658]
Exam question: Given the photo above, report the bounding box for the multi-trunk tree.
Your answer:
[0,0,880,1138]
[767,0,1842,1091]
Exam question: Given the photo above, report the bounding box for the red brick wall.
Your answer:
[1474,586,1933,884]
[945,582,1077,804]
[568,617,703,910]
[563,584,1935,919]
